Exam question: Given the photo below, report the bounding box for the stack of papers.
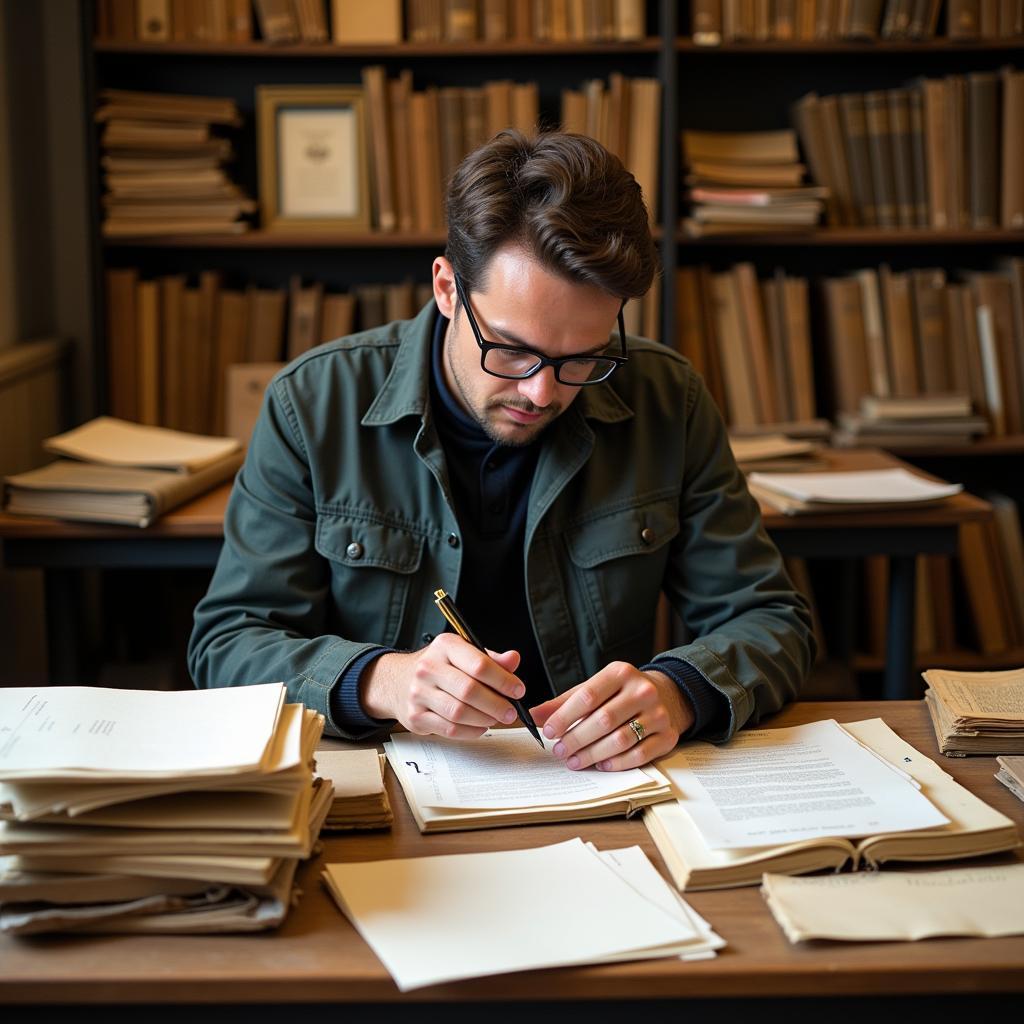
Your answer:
[384,728,673,833]
[924,668,1024,756]
[315,749,392,831]
[729,434,828,473]
[323,837,724,991]
[996,757,1024,803]
[0,684,330,935]
[3,417,243,527]
[762,864,1024,943]
[644,718,1019,890]
[747,467,962,515]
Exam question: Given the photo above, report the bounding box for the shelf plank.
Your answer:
[854,648,1024,672]
[677,228,1024,246]
[884,437,1024,457]
[93,40,662,58]
[677,39,1024,54]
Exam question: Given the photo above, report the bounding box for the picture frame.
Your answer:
[256,85,371,232]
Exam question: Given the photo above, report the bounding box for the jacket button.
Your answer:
[447,532,459,548]
[346,541,364,559]
[421,632,435,644]
[640,527,655,545]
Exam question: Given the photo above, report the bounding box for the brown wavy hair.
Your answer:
[445,130,658,301]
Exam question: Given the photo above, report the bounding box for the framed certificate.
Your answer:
[256,86,371,232]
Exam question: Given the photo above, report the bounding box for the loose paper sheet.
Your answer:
[386,729,658,809]
[747,468,961,504]
[762,863,1024,942]
[0,684,285,780]
[663,720,949,849]
[322,837,703,990]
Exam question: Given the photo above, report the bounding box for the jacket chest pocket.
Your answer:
[564,498,679,654]
[315,513,425,647]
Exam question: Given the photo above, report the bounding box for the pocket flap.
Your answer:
[315,514,424,574]
[566,499,679,569]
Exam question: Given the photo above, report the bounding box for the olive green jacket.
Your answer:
[188,301,815,740]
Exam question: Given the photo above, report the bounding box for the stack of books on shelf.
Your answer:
[97,88,255,238]
[681,129,827,237]
[357,66,540,235]
[793,68,1023,230]
[104,265,433,434]
[924,668,1024,756]
[834,393,990,449]
[674,263,822,437]
[747,466,962,515]
[96,0,649,45]
[2,418,243,528]
[689,0,1024,43]
[314,749,393,831]
[728,434,826,473]
[821,260,1024,440]
[0,684,331,936]
[996,756,1024,803]
[861,489,1024,663]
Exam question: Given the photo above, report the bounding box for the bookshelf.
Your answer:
[80,0,1024,680]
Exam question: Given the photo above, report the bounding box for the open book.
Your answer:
[384,728,672,833]
[645,718,1019,890]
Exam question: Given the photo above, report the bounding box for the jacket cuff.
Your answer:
[640,657,728,739]
[329,647,397,739]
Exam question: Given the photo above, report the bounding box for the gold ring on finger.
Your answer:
[628,718,645,743]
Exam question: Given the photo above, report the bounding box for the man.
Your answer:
[188,130,815,771]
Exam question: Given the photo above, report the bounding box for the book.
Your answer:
[3,452,242,528]
[996,756,1024,802]
[762,864,1024,943]
[314,749,393,831]
[924,668,1024,756]
[42,416,240,473]
[645,718,1020,890]
[323,837,724,991]
[860,393,973,419]
[384,728,672,833]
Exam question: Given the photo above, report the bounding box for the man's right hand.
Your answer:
[358,635,524,739]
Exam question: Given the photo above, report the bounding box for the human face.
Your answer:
[432,247,625,447]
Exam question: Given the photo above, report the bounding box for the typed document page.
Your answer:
[663,719,950,849]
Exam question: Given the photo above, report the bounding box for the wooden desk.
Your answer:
[0,449,990,698]
[0,701,1021,1016]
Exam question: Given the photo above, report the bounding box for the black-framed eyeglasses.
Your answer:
[453,272,628,387]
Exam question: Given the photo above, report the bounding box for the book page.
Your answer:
[0,685,285,780]
[763,864,1024,942]
[661,720,949,849]
[924,668,1024,721]
[314,748,383,798]
[43,416,240,472]
[386,729,660,809]
[747,468,961,504]
[322,837,701,991]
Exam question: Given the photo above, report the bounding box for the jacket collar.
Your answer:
[361,300,635,428]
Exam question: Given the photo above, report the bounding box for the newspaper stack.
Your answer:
[315,749,392,831]
[2,417,243,527]
[0,684,330,935]
[97,88,255,237]
[682,129,828,237]
[924,668,1024,757]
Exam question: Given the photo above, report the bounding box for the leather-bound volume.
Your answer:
[106,268,139,423]
[838,93,877,226]
[919,78,949,229]
[886,90,917,229]
[1002,68,1024,229]
[945,75,968,230]
[845,0,883,37]
[910,268,950,394]
[967,72,1000,229]
[822,277,871,414]
[820,94,859,225]
[864,90,898,228]
[908,88,930,228]
[947,0,980,34]
[692,0,723,42]
[879,265,920,396]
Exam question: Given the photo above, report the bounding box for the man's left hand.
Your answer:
[529,663,694,771]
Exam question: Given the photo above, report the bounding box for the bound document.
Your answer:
[645,718,1019,890]
[924,667,1024,757]
[384,728,672,833]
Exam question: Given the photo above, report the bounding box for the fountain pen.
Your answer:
[433,588,544,748]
